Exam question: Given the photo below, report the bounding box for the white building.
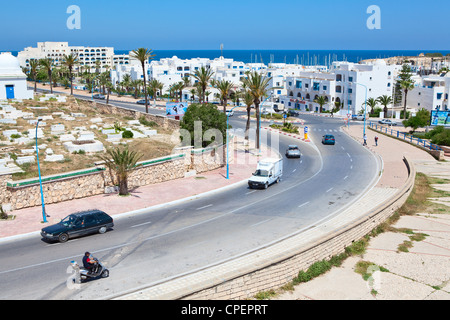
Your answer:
[0,52,34,100]
[17,42,124,72]
[281,60,400,115]
[407,74,450,112]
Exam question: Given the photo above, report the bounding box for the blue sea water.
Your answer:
[7,49,450,65]
[117,49,450,65]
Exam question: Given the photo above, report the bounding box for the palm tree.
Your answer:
[398,64,415,120]
[105,81,113,104]
[377,95,393,117]
[314,95,327,113]
[97,146,143,196]
[121,74,132,94]
[29,59,39,93]
[214,80,234,113]
[62,54,78,95]
[190,66,214,103]
[242,90,254,141]
[131,48,156,113]
[366,97,378,115]
[39,58,54,93]
[148,79,160,106]
[241,71,272,150]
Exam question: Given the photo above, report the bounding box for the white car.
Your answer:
[378,119,398,126]
[226,110,234,117]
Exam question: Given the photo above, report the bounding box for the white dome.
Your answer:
[0,52,23,75]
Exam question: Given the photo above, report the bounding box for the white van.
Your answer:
[248,158,283,189]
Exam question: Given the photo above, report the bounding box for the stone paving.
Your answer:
[273,124,450,300]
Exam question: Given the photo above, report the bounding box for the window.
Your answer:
[348,88,353,94]
[323,85,327,91]
[313,82,320,91]
[437,93,443,100]
[348,100,352,105]
[296,80,302,89]
[349,77,353,82]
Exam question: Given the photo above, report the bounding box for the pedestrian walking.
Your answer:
[363,134,367,146]
[375,135,379,146]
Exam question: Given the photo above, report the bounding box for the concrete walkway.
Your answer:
[273,124,450,300]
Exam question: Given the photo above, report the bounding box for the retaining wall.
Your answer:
[0,144,229,212]
[175,157,415,300]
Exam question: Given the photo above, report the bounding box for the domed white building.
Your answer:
[0,52,33,100]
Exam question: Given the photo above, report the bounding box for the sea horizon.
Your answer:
[4,49,450,65]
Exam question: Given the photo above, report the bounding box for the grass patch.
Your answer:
[254,290,277,300]
[398,240,413,252]
[355,261,389,281]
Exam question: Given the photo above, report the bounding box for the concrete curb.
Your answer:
[110,125,389,300]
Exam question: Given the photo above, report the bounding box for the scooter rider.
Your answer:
[82,252,97,273]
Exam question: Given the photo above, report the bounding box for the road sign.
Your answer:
[304,126,309,133]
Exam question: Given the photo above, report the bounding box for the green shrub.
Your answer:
[122,130,134,139]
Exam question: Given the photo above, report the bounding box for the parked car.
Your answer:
[41,210,114,243]
[379,119,398,126]
[286,145,301,158]
[136,99,147,105]
[93,94,105,100]
[288,110,300,117]
[226,110,234,117]
[352,114,366,121]
[322,134,336,145]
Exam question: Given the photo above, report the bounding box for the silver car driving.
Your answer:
[286,145,301,158]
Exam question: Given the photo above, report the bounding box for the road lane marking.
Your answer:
[250,218,274,228]
[130,221,152,228]
[246,190,257,195]
[298,202,310,208]
[344,175,348,180]
[292,169,297,173]
[326,188,334,193]
[196,204,213,210]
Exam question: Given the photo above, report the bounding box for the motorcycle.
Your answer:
[70,257,109,283]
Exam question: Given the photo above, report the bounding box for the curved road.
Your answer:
[0,97,379,299]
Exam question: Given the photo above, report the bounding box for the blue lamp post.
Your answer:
[258,94,273,153]
[226,105,239,180]
[36,118,49,223]
[355,82,368,137]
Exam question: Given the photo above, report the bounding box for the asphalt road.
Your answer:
[0,94,379,299]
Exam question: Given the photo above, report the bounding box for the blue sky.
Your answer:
[0,0,449,51]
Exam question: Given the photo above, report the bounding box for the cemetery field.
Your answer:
[0,95,178,181]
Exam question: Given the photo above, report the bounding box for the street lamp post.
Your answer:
[226,106,239,179]
[259,94,273,153]
[36,118,49,223]
[355,82,368,137]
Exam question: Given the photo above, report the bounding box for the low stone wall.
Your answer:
[0,143,230,212]
[177,157,416,300]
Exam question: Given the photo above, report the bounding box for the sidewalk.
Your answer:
[272,124,450,300]
[0,142,275,240]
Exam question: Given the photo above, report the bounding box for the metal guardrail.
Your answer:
[369,122,443,151]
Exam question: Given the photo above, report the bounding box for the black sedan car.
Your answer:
[41,210,114,243]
